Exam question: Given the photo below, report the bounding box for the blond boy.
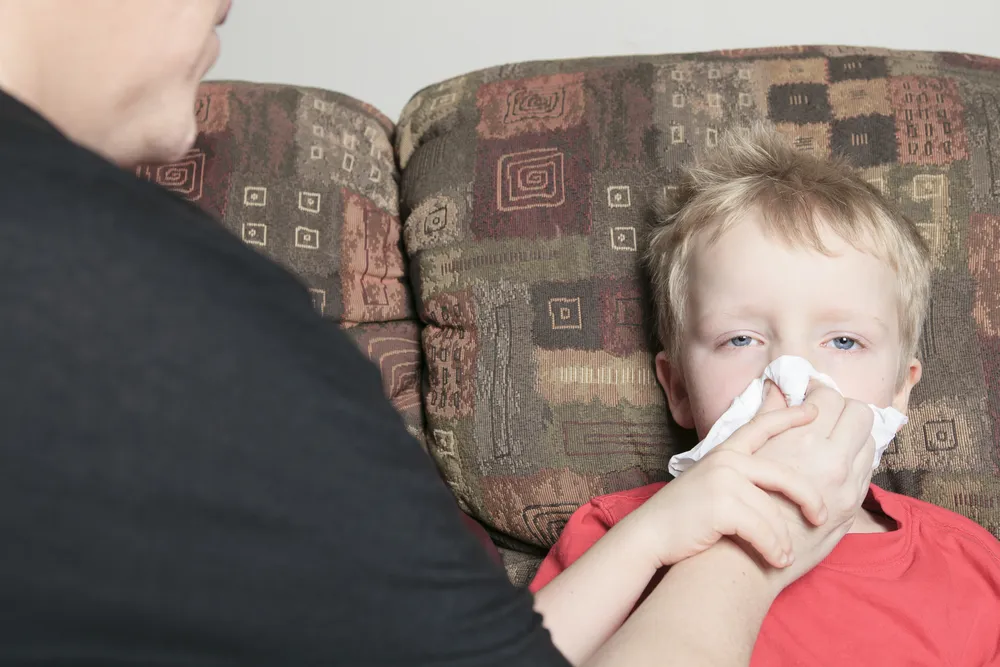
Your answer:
[531,126,1000,666]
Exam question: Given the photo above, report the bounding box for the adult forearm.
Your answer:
[584,539,777,667]
[534,524,659,666]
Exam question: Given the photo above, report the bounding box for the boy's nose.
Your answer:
[768,346,815,367]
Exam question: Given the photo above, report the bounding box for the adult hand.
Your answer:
[618,399,828,572]
[752,380,876,591]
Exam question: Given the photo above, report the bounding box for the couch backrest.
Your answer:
[136,53,1000,587]
[396,47,1000,582]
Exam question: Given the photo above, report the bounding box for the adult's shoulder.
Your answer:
[0,123,384,418]
[0,126,262,270]
[0,122,308,309]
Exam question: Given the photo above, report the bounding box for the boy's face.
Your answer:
[655,209,922,439]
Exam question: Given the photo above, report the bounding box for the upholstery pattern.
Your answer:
[136,82,424,442]
[396,47,1000,580]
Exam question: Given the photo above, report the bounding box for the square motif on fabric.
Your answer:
[294,227,320,250]
[340,191,410,321]
[550,298,583,330]
[242,222,267,247]
[422,290,479,419]
[472,128,592,240]
[610,227,637,251]
[829,79,892,119]
[477,73,586,140]
[137,150,205,202]
[774,122,832,158]
[531,280,600,350]
[760,58,829,86]
[768,83,833,124]
[496,148,566,211]
[889,77,969,166]
[599,279,648,356]
[507,86,566,122]
[923,419,958,451]
[607,185,632,208]
[830,114,898,166]
[243,186,267,207]
[828,56,889,82]
[425,205,448,234]
[298,191,321,214]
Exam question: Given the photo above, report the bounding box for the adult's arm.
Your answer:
[587,539,775,667]
[534,522,776,667]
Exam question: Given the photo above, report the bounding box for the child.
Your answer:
[531,126,1000,666]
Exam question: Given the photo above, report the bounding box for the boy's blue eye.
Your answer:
[831,336,857,350]
[729,335,753,347]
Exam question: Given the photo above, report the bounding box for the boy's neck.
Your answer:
[848,507,896,534]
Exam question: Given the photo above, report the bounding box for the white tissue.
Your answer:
[667,355,907,477]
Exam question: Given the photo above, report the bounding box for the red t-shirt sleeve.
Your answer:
[529,483,667,594]
[959,604,1000,665]
[940,513,1000,665]
[528,500,616,593]
[874,491,1000,665]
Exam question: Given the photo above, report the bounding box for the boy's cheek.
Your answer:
[821,356,900,407]
[685,357,765,435]
[692,349,767,392]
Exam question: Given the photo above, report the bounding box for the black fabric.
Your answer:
[0,89,568,667]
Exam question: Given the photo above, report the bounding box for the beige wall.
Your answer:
[212,0,1000,121]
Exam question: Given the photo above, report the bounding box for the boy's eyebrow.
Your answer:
[697,310,892,332]
[694,309,768,329]
[815,311,891,332]
[870,316,891,332]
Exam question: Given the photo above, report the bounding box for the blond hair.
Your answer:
[645,124,931,383]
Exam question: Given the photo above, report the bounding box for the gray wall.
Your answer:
[212,0,1000,121]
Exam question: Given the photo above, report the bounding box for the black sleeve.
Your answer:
[0,165,570,666]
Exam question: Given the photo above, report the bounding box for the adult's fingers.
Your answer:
[828,399,875,461]
[739,457,828,526]
[721,403,818,455]
[802,384,847,436]
[848,434,877,495]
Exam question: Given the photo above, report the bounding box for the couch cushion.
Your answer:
[397,47,1000,579]
[136,82,424,440]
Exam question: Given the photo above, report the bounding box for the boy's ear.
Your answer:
[655,351,695,430]
[891,357,922,414]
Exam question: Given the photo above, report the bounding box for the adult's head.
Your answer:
[0,0,230,167]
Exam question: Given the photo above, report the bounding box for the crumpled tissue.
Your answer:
[667,355,907,477]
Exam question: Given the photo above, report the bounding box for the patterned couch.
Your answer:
[139,46,1000,586]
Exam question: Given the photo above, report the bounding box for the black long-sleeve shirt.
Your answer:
[0,89,568,667]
